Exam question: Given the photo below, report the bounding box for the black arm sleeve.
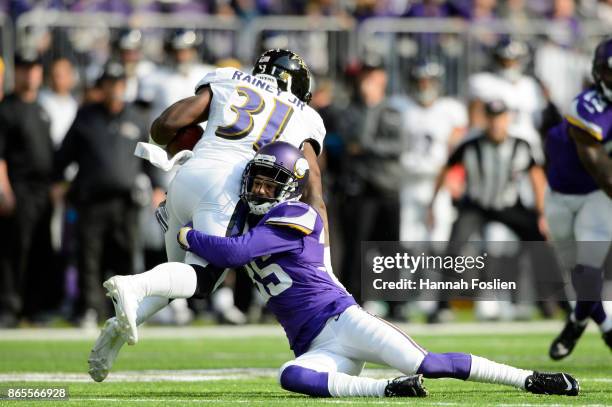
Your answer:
[53,115,80,182]
[446,142,466,166]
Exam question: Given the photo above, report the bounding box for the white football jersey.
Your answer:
[192,67,325,165]
[468,72,545,143]
[400,97,467,178]
[145,63,216,121]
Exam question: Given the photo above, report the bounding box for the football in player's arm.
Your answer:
[177,142,579,399]
[89,50,331,384]
[149,61,329,244]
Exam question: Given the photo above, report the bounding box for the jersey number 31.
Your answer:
[216,86,294,151]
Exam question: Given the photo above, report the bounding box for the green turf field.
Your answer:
[0,326,610,406]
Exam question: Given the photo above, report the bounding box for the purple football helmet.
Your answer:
[241,141,310,215]
[593,37,612,101]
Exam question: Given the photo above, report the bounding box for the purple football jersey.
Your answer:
[546,87,612,194]
[185,201,356,356]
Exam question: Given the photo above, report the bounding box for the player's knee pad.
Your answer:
[190,264,226,299]
[279,365,331,397]
[417,352,471,380]
[571,264,603,301]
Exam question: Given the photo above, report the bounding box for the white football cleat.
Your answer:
[88,317,126,382]
[103,276,141,345]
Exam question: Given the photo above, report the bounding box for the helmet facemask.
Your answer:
[594,56,612,102]
[241,160,301,215]
[252,49,312,103]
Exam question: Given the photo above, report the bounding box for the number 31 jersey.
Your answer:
[193,67,325,164]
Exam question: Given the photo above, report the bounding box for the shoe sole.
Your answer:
[88,319,118,382]
[415,374,428,397]
[103,278,138,345]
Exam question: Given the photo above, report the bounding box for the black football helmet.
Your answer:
[493,37,528,62]
[410,58,445,81]
[592,36,612,101]
[116,28,143,51]
[252,49,312,103]
[165,29,200,51]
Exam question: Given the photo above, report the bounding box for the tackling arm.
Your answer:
[569,126,612,199]
[301,141,330,245]
[180,224,303,269]
[150,86,212,145]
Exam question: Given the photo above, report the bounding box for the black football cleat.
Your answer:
[525,372,579,396]
[549,319,586,360]
[384,374,428,397]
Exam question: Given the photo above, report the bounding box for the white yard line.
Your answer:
[60,400,611,407]
[0,321,599,341]
[67,399,459,406]
[1,368,610,384]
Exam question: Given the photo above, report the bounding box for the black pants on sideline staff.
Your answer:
[449,200,544,244]
[441,200,564,312]
[341,188,400,303]
[75,197,139,318]
[0,183,60,320]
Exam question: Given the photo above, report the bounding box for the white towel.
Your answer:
[134,142,194,172]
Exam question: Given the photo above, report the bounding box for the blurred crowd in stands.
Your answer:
[0,0,609,329]
[1,0,612,24]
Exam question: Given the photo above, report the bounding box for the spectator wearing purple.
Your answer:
[404,0,470,19]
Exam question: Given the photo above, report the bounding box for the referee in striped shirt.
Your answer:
[425,99,557,322]
[427,99,548,242]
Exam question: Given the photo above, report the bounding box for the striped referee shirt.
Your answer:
[447,132,537,210]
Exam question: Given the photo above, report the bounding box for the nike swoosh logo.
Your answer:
[562,374,572,391]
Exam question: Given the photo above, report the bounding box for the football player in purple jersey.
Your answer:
[177,141,579,398]
[87,50,333,383]
[545,36,612,360]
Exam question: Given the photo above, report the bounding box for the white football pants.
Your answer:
[400,180,454,242]
[545,188,612,268]
[165,157,243,287]
[279,305,426,380]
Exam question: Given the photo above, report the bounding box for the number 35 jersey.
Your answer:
[193,67,326,164]
[184,201,357,357]
[546,86,612,194]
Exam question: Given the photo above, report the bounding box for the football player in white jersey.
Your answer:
[140,29,215,120]
[88,49,329,382]
[400,59,467,243]
[468,38,546,143]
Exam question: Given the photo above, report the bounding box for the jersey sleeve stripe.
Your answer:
[565,115,604,141]
[265,221,313,235]
[265,207,318,235]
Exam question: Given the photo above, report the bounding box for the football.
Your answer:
[166,125,204,156]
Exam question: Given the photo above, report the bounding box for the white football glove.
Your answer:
[177,226,192,250]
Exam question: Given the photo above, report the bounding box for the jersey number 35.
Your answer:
[245,261,293,303]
